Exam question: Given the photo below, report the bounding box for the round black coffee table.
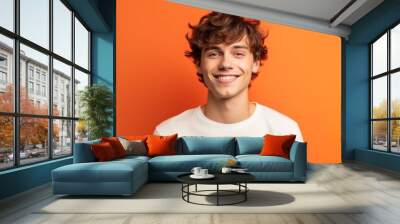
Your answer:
[177,173,255,206]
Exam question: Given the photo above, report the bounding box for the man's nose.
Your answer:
[218,55,233,70]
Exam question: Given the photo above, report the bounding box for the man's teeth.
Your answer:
[219,76,235,81]
[214,75,238,82]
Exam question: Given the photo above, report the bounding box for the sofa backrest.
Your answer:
[73,139,100,163]
[74,136,269,161]
[235,137,264,155]
[176,136,236,155]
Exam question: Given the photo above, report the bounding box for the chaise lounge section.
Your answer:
[52,140,149,196]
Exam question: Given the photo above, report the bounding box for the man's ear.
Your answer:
[252,60,260,73]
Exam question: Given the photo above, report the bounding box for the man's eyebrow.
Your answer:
[204,46,221,52]
[232,45,249,50]
[203,45,249,51]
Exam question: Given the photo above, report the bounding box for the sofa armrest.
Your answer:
[289,141,307,181]
[73,140,100,163]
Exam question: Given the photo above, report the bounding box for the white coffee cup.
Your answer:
[200,169,208,176]
[221,167,232,173]
[191,167,202,176]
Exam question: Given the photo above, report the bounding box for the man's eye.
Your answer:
[207,52,219,57]
[235,52,245,57]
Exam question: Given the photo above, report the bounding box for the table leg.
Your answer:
[195,184,197,192]
[187,184,190,202]
[245,183,247,201]
[217,184,219,206]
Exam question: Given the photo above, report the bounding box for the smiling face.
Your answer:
[197,36,260,100]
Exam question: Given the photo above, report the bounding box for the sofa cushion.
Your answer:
[148,154,235,172]
[115,155,150,163]
[52,159,147,183]
[259,134,296,159]
[236,155,293,172]
[101,137,127,158]
[91,142,118,161]
[118,137,148,156]
[235,137,263,155]
[123,135,148,141]
[177,136,236,155]
[146,134,178,157]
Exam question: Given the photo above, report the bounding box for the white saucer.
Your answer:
[190,174,215,179]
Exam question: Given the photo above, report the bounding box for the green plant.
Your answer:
[79,84,113,140]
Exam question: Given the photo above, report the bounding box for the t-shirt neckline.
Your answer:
[195,102,259,128]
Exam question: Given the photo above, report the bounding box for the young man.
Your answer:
[154,12,303,142]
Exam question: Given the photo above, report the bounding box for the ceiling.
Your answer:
[66,0,115,32]
[168,0,384,38]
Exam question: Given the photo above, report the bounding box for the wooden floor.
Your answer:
[1,162,400,224]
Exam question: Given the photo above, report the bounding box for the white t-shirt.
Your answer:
[154,103,304,142]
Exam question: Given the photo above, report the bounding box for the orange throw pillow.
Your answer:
[124,135,148,141]
[101,137,127,158]
[146,134,178,157]
[259,134,296,159]
[91,142,117,161]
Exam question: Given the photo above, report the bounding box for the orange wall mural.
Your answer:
[116,0,341,163]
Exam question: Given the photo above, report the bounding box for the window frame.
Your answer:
[0,71,7,85]
[0,53,8,88]
[0,0,92,171]
[370,20,400,154]
[0,53,7,68]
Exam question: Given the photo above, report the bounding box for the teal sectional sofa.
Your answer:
[52,136,307,196]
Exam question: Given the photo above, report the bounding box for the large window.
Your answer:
[0,0,91,171]
[371,22,400,154]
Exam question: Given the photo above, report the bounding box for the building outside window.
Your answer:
[35,83,40,95]
[28,67,34,80]
[54,89,58,103]
[0,54,7,67]
[35,70,40,81]
[28,81,34,94]
[0,54,8,89]
[41,73,46,83]
[0,71,6,83]
[41,85,46,97]
[0,71,7,86]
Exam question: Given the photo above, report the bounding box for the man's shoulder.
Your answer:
[256,103,299,126]
[256,103,303,141]
[154,107,198,133]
